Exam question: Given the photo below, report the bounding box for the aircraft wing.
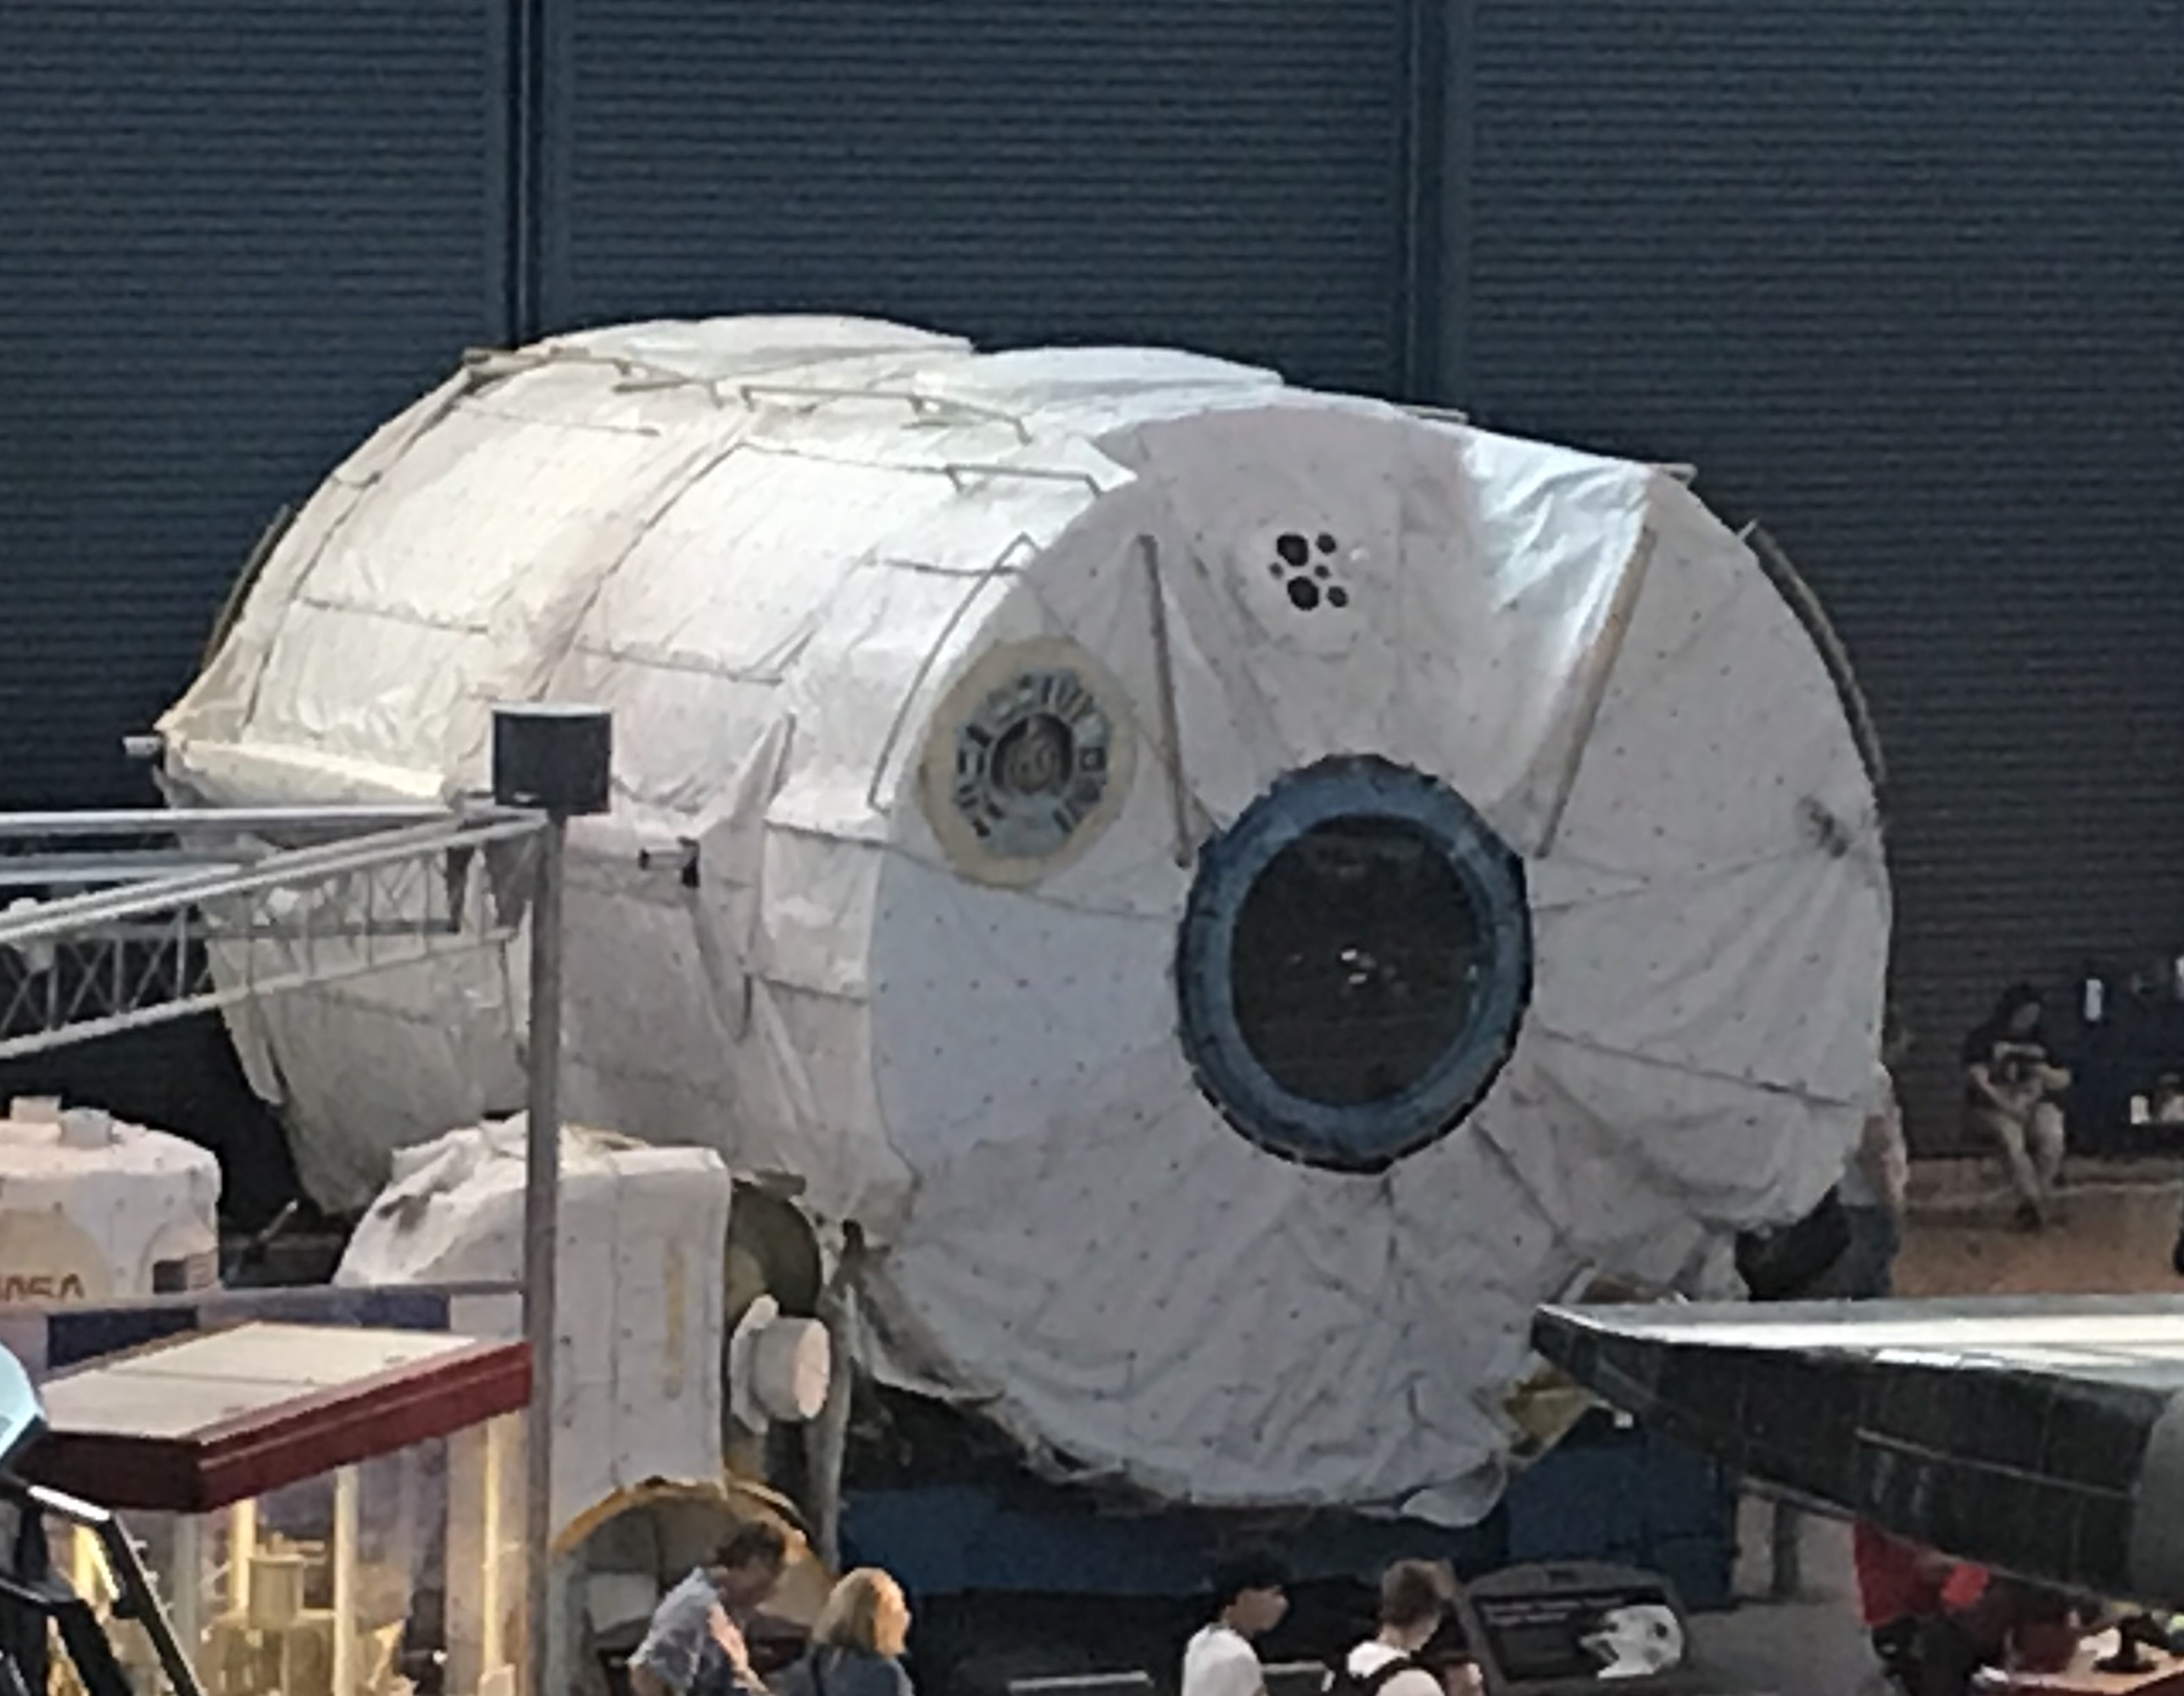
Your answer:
[1531,1296,2184,1605]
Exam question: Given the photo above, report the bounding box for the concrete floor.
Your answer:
[1691,1504,1886,1696]
[1898,1160,2184,1298]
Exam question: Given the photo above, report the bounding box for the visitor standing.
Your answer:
[1182,1553,1290,1696]
[770,1569,915,1696]
[630,1521,790,1696]
[1341,1561,1472,1696]
[1838,1013,1912,1297]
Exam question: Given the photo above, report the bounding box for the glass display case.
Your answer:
[24,1322,528,1696]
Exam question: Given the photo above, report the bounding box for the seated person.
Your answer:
[1853,1523,1988,1686]
[1963,985,2071,1230]
[1914,1576,2091,1696]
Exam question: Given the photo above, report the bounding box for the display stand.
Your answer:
[21,1323,528,1696]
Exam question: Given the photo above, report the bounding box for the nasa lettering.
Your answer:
[0,1272,86,1302]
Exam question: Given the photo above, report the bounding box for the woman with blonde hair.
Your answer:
[771,1569,914,1696]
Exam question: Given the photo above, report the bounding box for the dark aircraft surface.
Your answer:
[1532,1296,2184,1605]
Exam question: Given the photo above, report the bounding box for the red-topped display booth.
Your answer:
[22,1322,528,1696]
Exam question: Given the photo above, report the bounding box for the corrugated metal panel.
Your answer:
[0,0,500,1202]
[552,0,1413,394]
[1464,1,2184,1151]
[0,0,501,813]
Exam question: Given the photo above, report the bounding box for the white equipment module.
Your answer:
[0,1098,221,1302]
[334,1120,734,1534]
[157,316,1889,1523]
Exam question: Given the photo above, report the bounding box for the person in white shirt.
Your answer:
[1836,1014,1912,1298]
[1344,1561,1477,1696]
[1182,1553,1290,1696]
[629,1520,788,1696]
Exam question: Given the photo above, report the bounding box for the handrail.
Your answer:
[0,1473,207,1696]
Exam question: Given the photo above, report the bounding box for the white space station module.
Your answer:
[157,316,1889,1524]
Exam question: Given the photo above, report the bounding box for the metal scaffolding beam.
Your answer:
[0,807,546,1061]
[0,703,609,1696]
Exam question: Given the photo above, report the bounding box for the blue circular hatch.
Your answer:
[1175,755,1532,1172]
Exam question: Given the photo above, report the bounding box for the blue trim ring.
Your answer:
[1174,755,1532,1173]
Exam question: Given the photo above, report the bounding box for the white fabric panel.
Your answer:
[336,1123,730,1534]
[159,315,1889,1520]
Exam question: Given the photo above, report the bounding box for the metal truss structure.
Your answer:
[0,687,616,1696]
[0,806,546,1061]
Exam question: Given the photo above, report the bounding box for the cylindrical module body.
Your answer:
[160,316,1889,1520]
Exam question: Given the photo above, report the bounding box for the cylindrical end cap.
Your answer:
[492,704,613,815]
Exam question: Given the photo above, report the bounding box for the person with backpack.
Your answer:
[1339,1562,1467,1696]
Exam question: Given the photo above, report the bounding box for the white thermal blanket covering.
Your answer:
[161,315,1889,1519]
[335,1120,731,1532]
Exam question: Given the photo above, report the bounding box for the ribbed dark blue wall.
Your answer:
[0,0,504,813]
[0,0,505,1215]
[1460,0,2184,1149]
[545,0,1415,393]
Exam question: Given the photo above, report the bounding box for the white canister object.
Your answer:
[728,1297,832,1430]
[0,1103,220,1302]
[335,1121,733,1538]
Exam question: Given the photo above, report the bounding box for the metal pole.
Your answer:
[1770,1500,1804,1601]
[495,697,610,1696]
[805,1224,864,1571]
[522,816,567,1696]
